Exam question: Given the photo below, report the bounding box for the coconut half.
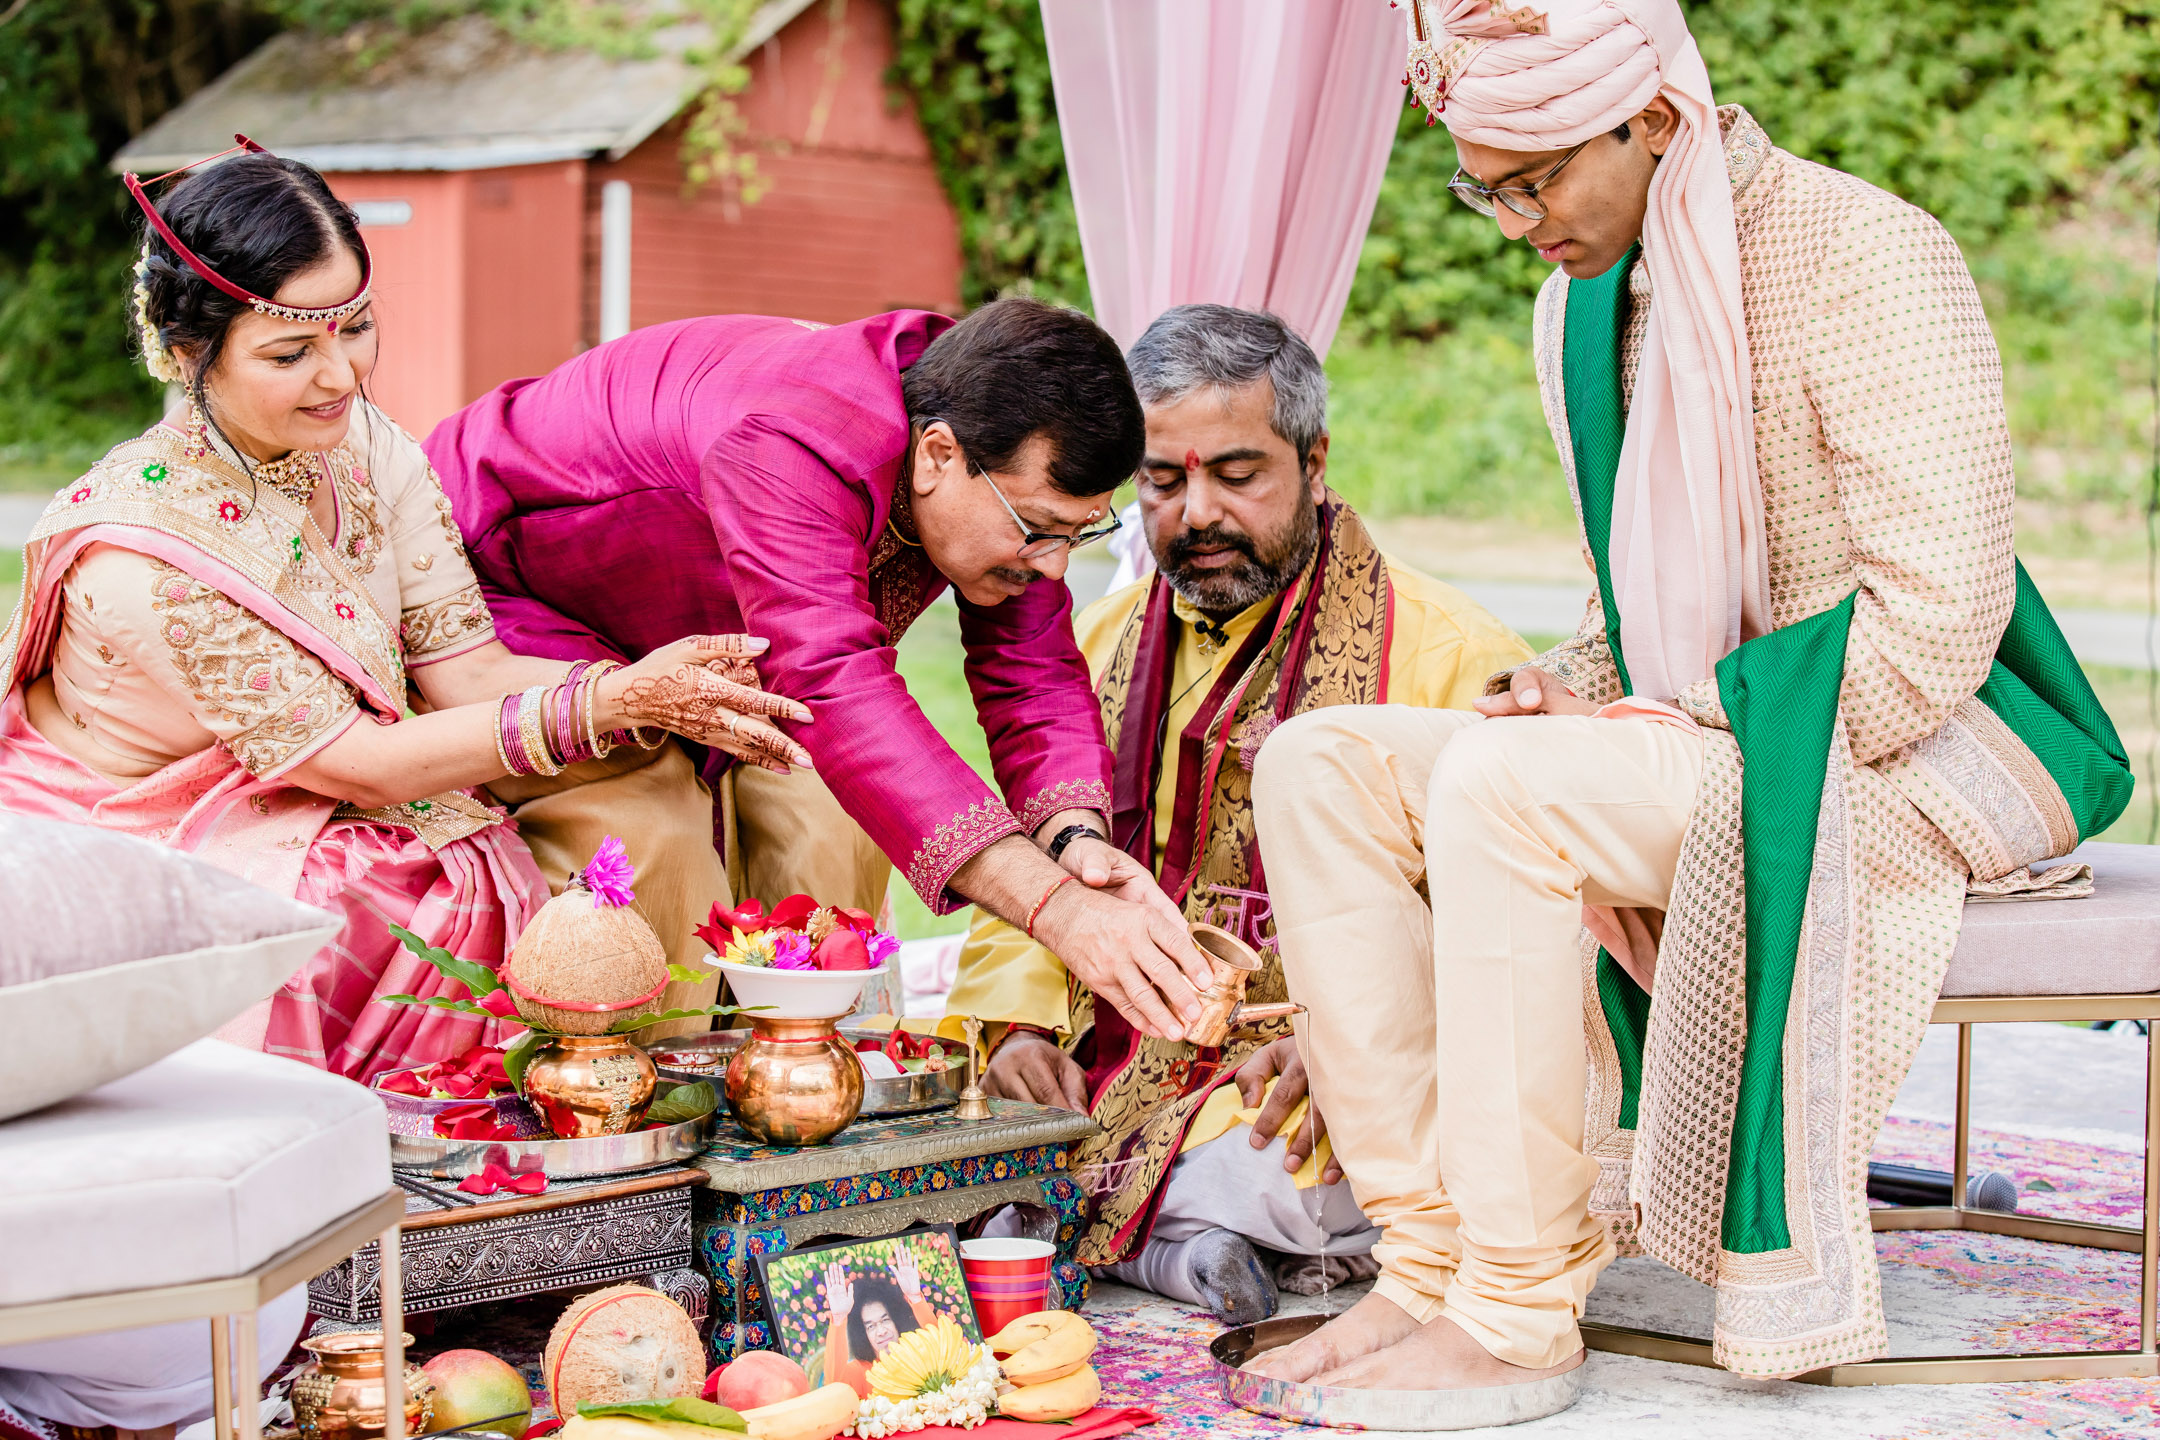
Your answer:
[543,1283,705,1412]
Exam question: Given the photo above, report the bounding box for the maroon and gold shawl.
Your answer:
[1071,494,1394,1264]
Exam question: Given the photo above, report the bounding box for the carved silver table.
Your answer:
[309,1168,708,1326]
[693,1100,1097,1359]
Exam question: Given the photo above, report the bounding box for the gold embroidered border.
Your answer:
[1015,778,1112,839]
[401,582,497,663]
[332,790,503,851]
[903,797,1023,911]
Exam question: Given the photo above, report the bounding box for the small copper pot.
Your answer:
[1185,923,1304,1049]
[523,1032,658,1138]
[291,1331,432,1440]
[725,1013,864,1145]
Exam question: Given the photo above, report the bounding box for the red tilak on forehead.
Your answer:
[1184,448,1202,472]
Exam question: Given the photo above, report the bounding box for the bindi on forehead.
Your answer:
[1184,449,1202,473]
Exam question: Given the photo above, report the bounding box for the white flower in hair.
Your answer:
[133,241,185,385]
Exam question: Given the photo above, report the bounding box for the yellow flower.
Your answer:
[722,927,782,968]
[867,1316,978,1400]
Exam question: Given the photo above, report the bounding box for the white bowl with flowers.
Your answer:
[695,894,898,1019]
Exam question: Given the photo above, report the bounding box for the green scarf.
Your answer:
[1563,249,2133,1254]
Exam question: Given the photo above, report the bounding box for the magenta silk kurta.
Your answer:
[424,311,1113,911]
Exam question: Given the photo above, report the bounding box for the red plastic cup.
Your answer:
[959,1237,1056,1336]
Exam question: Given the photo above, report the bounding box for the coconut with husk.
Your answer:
[503,837,667,1035]
[542,1284,704,1412]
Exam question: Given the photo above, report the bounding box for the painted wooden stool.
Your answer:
[693,1102,1097,1359]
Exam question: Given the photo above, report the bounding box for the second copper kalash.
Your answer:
[1184,922,1303,1048]
[520,1032,659,1139]
[724,1013,865,1145]
[291,1331,431,1440]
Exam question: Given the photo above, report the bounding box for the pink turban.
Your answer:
[1406,0,1769,700]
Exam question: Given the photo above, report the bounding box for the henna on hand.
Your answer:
[619,664,814,768]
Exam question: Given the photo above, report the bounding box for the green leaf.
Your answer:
[648,1081,718,1124]
[667,962,714,984]
[502,1028,546,1096]
[574,1399,745,1432]
[387,923,501,998]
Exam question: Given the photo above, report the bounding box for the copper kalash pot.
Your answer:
[522,1033,659,1138]
[291,1332,432,1440]
[725,1013,864,1146]
[1184,923,1304,1048]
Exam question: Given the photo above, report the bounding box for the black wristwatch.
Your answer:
[1046,822,1107,863]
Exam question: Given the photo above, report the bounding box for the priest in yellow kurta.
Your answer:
[947,303,1530,1324]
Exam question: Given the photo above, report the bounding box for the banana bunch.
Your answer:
[986,1313,1101,1423]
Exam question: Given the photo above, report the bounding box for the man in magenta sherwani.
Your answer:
[425,299,1211,1040]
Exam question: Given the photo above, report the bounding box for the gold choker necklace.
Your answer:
[186,403,322,505]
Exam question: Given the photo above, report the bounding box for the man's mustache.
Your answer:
[989,565,1044,587]
[1164,524,1259,568]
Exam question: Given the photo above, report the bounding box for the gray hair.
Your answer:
[1125,304,1328,462]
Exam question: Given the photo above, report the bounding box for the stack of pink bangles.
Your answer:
[494,659,660,777]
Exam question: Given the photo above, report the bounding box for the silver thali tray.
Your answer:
[1211,1314,1583,1431]
[647,1026,963,1117]
[389,1113,714,1179]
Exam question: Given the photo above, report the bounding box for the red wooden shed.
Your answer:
[112,0,963,436]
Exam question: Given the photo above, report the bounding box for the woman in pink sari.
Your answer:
[0,142,810,1082]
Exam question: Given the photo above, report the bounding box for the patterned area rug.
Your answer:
[1081,1115,2159,1439]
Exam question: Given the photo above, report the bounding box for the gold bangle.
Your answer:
[517,684,562,777]
[583,660,619,760]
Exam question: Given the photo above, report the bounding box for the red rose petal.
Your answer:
[378,1069,430,1096]
[835,906,878,932]
[478,988,520,1019]
[814,928,873,971]
[766,894,819,931]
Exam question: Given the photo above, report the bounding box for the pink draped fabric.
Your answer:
[1041,0,1405,357]
[0,689,546,1084]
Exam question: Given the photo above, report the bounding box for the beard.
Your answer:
[1158,501,1320,615]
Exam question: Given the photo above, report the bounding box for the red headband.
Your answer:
[124,134,373,330]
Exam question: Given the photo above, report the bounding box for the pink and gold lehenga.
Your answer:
[0,404,549,1081]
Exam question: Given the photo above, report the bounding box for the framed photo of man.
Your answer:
[753,1226,981,1396]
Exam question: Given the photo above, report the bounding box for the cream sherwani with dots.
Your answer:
[1254,105,2052,1375]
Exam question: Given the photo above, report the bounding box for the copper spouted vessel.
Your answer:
[1185,922,1303,1048]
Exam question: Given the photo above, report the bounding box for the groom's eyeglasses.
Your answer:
[1448,136,1595,222]
[974,463,1124,560]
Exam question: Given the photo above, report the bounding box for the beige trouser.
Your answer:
[492,744,890,1039]
[1250,707,1704,1368]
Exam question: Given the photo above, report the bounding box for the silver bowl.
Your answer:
[388,1113,713,1179]
[647,1026,962,1117]
[1212,1314,1583,1431]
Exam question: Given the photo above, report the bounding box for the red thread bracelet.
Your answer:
[1024,875,1076,938]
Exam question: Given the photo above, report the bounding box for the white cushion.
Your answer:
[1944,841,2160,998]
[0,1040,388,1306]
[0,814,340,1121]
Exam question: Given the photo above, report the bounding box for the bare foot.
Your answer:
[1312,1314,1584,1391]
[1240,1291,1420,1382]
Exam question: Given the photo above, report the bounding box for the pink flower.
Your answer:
[577,835,636,907]
[69,487,90,504]
[865,930,899,968]
[478,988,520,1019]
[217,499,243,522]
[334,602,356,621]
[771,930,815,971]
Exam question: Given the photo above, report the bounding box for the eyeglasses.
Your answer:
[1447,136,1595,222]
[974,462,1124,559]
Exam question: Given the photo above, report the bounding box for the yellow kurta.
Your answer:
[946,554,1530,1035]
